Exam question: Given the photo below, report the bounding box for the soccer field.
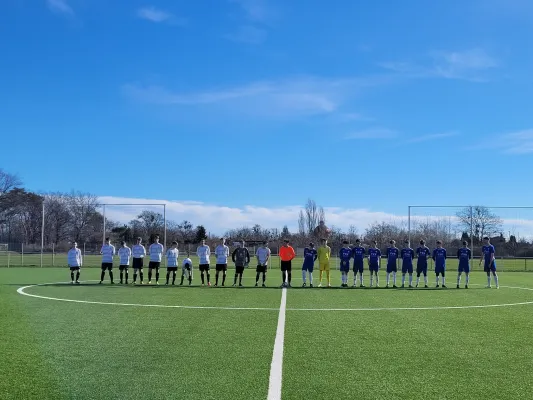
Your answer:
[2,268,533,400]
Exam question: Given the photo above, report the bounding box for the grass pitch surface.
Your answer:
[1,268,533,399]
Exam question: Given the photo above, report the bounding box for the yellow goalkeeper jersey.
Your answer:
[317,246,331,263]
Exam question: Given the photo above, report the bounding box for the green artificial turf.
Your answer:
[1,268,533,399]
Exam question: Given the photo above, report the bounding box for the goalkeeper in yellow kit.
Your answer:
[317,238,331,287]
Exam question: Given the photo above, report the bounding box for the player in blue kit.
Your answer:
[432,240,447,288]
[401,240,415,288]
[456,240,472,289]
[386,240,399,288]
[339,240,352,287]
[368,241,381,288]
[352,239,366,287]
[416,240,431,288]
[302,242,318,287]
[480,236,499,288]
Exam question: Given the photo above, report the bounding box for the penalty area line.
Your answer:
[267,287,287,400]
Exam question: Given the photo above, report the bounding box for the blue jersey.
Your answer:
[416,246,431,265]
[482,245,495,266]
[339,247,352,262]
[401,248,415,266]
[457,248,471,266]
[368,248,381,264]
[432,248,447,268]
[352,246,365,262]
[387,247,399,266]
[303,247,317,267]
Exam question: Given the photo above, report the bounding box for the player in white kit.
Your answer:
[118,241,131,284]
[147,235,164,285]
[165,241,179,285]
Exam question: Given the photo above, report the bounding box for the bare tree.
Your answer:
[0,169,22,195]
[67,191,100,242]
[298,198,326,235]
[456,206,503,242]
[44,193,71,245]
[298,210,305,235]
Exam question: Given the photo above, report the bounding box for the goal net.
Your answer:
[408,205,533,271]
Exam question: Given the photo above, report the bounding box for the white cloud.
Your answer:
[380,49,498,81]
[47,0,73,16]
[408,131,459,143]
[137,6,182,24]
[345,128,397,140]
[122,76,382,118]
[500,129,533,154]
[225,25,267,44]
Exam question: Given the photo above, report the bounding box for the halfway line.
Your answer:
[267,288,287,400]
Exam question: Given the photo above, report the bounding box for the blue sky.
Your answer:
[2,0,533,233]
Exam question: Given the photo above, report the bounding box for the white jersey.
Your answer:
[166,248,179,267]
[215,245,230,264]
[256,247,271,265]
[149,243,164,262]
[101,244,115,263]
[118,246,131,265]
[132,244,146,258]
[67,248,82,267]
[182,257,193,269]
[196,245,211,264]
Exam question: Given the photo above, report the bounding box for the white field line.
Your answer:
[267,288,287,400]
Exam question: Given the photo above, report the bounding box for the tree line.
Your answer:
[2,169,533,256]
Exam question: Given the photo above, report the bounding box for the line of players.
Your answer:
[66,235,500,289]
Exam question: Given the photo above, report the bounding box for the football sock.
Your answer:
[287,272,292,285]
[326,270,330,285]
[436,276,440,285]
[172,272,177,284]
[402,274,406,286]
[256,272,260,283]
[109,271,114,283]
[100,270,105,282]
[139,272,143,283]
[148,270,152,282]
[125,271,129,283]
[493,273,499,287]
[416,276,420,285]
[215,272,219,285]
[188,275,192,285]
[206,273,210,283]
[155,271,159,282]
[376,275,379,286]
[120,272,124,282]
[70,271,74,281]
[386,273,389,285]
[302,270,307,283]
[281,271,286,284]
[201,272,205,284]
[393,272,396,285]
[234,274,238,285]
[408,274,412,286]
[222,272,227,285]
[457,274,461,285]
[166,271,170,284]
[487,275,491,286]
[465,275,470,285]
[442,276,446,286]
[262,272,266,283]
[180,274,184,285]
[370,276,373,286]
[309,272,313,285]
[76,272,80,281]
[319,271,323,283]
[424,275,428,285]
[239,273,243,285]
[133,273,137,283]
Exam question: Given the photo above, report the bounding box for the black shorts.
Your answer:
[167,267,178,272]
[101,263,113,271]
[148,261,161,269]
[132,258,143,269]
[235,265,245,274]
[199,264,210,272]
[216,263,227,272]
[281,260,292,272]
[69,266,80,271]
[256,264,267,273]
[119,265,129,271]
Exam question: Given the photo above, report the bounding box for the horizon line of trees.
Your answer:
[2,169,533,256]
